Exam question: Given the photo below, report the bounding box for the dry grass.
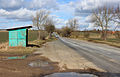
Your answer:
[0,37,57,56]
[0,41,42,55]
[0,45,35,55]
[87,38,120,48]
[70,32,120,48]
[72,37,120,48]
[0,42,8,50]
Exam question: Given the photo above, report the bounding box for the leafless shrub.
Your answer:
[32,10,50,40]
[92,6,115,40]
[39,31,48,40]
[44,17,55,38]
[114,31,120,39]
[66,18,79,31]
[61,26,72,37]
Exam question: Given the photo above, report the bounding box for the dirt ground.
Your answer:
[35,40,105,72]
[0,54,59,77]
[0,40,106,77]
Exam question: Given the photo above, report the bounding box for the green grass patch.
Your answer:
[0,31,8,43]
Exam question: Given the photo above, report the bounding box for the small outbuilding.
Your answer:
[7,26,32,47]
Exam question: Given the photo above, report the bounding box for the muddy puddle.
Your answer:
[44,72,98,77]
[29,60,98,77]
[29,60,55,70]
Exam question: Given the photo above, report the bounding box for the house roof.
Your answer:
[7,26,32,31]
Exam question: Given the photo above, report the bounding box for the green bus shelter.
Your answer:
[7,26,32,47]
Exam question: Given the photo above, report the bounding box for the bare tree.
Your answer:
[44,17,55,28]
[114,6,120,23]
[44,17,55,38]
[112,5,120,31]
[32,10,50,40]
[61,26,72,37]
[67,18,79,31]
[92,6,115,40]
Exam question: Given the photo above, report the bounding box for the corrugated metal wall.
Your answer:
[9,29,27,47]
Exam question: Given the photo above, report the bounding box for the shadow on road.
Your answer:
[27,44,40,47]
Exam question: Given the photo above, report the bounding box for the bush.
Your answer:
[56,29,62,35]
[114,31,120,39]
[45,25,55,38]
[39,31,48,40]
[61,26,72,37]
[45,25,55,34]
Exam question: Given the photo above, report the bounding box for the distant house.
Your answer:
[7,26,32,47]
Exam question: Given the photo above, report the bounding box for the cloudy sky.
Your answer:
[0,0,120,30]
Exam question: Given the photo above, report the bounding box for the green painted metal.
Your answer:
[9,28,27,47]
[7,55,27,59]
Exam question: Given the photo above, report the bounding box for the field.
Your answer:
[70,31,120,48]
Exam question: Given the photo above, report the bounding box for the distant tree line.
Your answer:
[91,6,120,40]
[32,6,120,40]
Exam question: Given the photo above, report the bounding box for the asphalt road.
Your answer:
[58,37,120,77]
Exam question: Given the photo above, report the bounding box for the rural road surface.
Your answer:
[59,37,120,77]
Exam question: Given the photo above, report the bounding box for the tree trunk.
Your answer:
[48,32,52,39]
[38,30,41,40]
[104,30,107,40]
[101,31,107,40]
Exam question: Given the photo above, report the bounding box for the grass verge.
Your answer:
[73,37,120,48]
[0,37,57,56]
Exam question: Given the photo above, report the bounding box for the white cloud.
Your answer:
[0,0,24,10]
[54,17,67,28]
[0,8,36,21]
[54,2,75,17]
[0,0,75,28]
[0,21,9,23]
[28,0,59,10]
[0,0,120,29]
[0,0,59,22]
[74,0,120,16]
[87,23,96,30]
[0,0,59,11]
[85,14,96,22]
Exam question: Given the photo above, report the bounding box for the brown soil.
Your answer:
[0,40,109,77]
[0,54,59,77]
